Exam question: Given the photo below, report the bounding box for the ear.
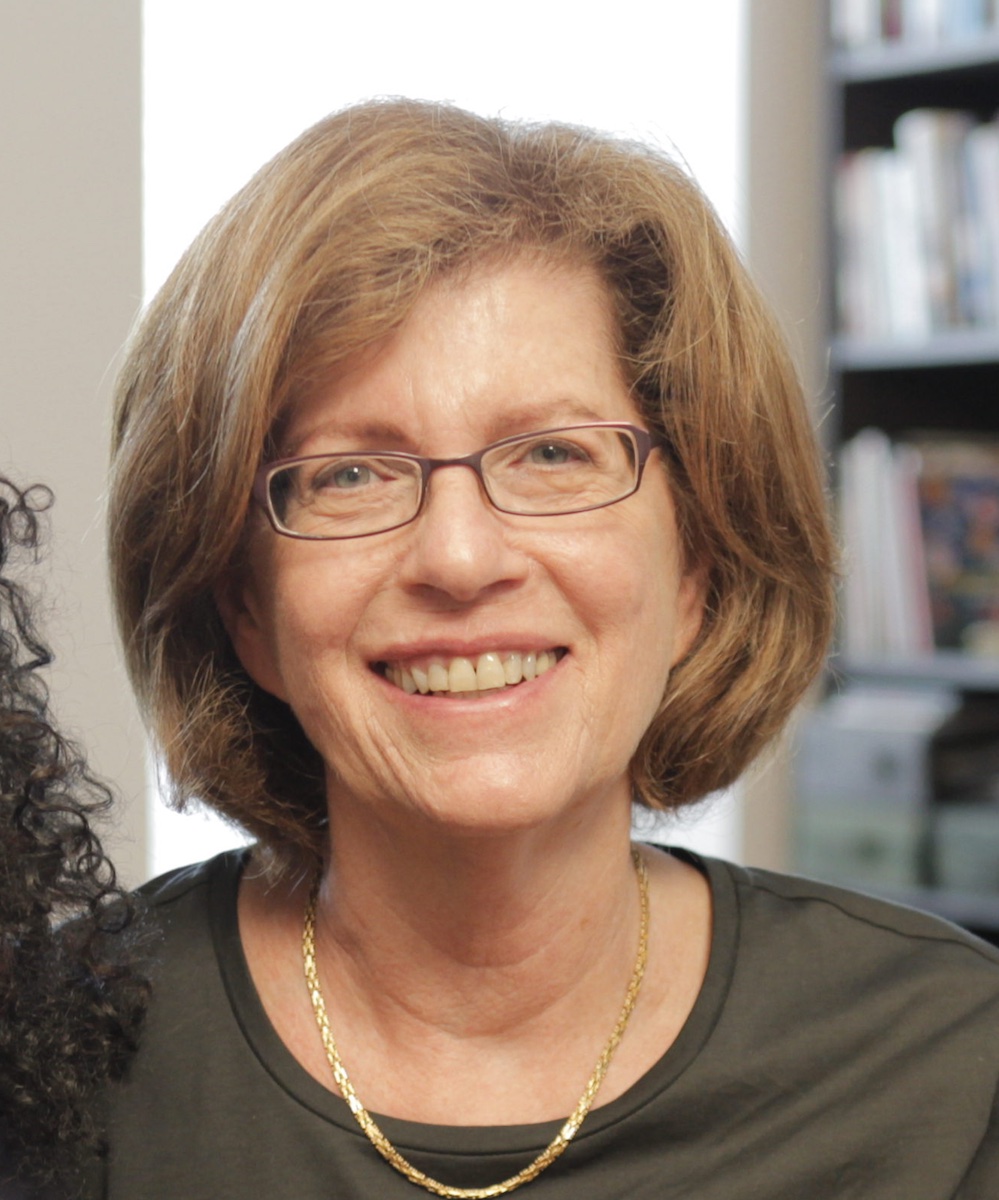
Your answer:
[213,571,290,702]
[670,558,709,668]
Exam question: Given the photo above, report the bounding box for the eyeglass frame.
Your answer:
[251,421,666,541]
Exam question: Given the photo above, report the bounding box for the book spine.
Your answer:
[831,0,883,46]
[894,108,976,331]
[964,122,999,328]
[834,0,992,46]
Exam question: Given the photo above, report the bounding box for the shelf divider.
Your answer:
[831,38,999,83]
[832,330,999,371]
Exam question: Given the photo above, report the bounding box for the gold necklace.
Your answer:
[302,849,650,1199]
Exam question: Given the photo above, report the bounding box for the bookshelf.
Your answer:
[795,5,999,941]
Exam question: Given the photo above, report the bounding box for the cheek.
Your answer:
[547,516,687,667]
[240,544,393,698]
[549,528,688,778]
[584,510,699,697]
[271,563,367,660]
[633,480,704,665]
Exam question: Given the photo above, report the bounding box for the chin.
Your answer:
[396,759,624,842]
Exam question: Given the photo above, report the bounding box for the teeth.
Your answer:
[384,650,561,695]
[503,652,522,684]
[448,657,477,692]
[476,653,507,690]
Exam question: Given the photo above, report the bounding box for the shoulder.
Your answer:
[129,849,249,998]
[135,848,247,931]
[137,847,248,909]
[639,853,999,1198]
[111,849,251,1083]
[719,856,999,965]
[698,855,999,1051]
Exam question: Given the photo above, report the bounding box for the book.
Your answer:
[911,437,999,651]
[833,108,999,338]
[831,0,993,47]
[835,152,887,338]
[835,148,926,338]
[831,0,883,47]
[894,108,977,330]
[902,0,943,42]
[964,120,999,327]
[842,430,999,657]
[875,146,932,337]
[939,0,992,40]
[840,429,935,658]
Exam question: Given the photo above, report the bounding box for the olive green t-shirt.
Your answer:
[92,850,999,1199]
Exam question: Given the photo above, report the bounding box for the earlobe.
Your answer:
[213,574,290,702]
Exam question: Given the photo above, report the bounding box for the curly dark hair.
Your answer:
[0,477,148,1194]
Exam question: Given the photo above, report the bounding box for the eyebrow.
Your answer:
[487,400,610,438]
[283,419,409,457]
[283,400,614,457]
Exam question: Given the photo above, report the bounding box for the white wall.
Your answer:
[144,2,747,294]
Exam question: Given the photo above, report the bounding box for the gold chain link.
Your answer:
[302,849,650,1198]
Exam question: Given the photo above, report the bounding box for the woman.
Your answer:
[0,478,146,1198]
[102,100,999,1197]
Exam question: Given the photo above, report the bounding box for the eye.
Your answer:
[313,462,374,490]
[524,439,589,466]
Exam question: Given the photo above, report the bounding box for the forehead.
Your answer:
[279,257,633,456]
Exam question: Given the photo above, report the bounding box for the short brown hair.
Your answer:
[109,99,836,868]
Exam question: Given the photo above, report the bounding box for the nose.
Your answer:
[398,463,528,604]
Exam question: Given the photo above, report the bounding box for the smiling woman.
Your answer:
[89,99,999,1200]
[221,258,702,850]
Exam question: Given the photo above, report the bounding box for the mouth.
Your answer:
[375,649,567,696]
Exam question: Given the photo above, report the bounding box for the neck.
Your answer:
[238,795,712,1127]
[316,802,640,1039]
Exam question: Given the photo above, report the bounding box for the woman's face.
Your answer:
[226,257,704,841]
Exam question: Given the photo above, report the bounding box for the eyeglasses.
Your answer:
[252,422,663,540]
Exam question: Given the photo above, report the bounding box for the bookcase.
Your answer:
[793,6,999,941]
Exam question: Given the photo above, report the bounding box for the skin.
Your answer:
[226,257,713,1125]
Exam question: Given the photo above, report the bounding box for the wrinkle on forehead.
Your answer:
[278,257,629,459]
